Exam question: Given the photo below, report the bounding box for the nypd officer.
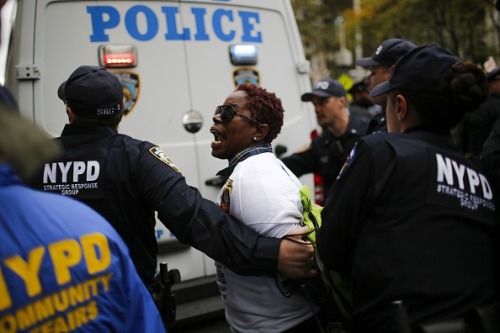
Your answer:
[355,38,417,133]
[0,100,166,332]
[317,45,499,332]
[281,78,371,202]
[30,66,315,290]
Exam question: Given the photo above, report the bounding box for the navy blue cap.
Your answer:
[356,38,417,68]
[58,66,123,119]
[370,44,460,97]
[301,78,346,101]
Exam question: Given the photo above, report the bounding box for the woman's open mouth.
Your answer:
[210,128,225,147]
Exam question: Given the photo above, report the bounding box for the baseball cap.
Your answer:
[370,44,460,97]
[301,78,346,102]
[58,66,123,119]
[356,38,417,68]
[486,67,500,81]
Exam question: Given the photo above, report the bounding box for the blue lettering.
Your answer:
[87,6,120,42]
[240,11,262,42]
[125,5,158,41]
[213,9,235,42]
[87,5,263,44]
[191,8,209,41]
[163,7,190,40]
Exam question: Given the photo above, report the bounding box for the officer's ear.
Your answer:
[394,94,408,121]
[66,105,77,124]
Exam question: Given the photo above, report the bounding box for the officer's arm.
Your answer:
[140,145,314,277]
[157,182,314,277]
[281,140,319,177]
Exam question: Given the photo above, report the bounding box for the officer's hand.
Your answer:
[278,226,317,278]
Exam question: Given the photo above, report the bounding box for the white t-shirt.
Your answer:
[215,152,315,333]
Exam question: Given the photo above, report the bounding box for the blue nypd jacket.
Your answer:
[0,163,166,333]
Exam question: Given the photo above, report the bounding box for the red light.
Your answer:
[103,53,136,66]
[99,45,138,68]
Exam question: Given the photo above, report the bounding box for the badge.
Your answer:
[113,71,140,116]
[149,146,180,172]
[233,67,260,87]
[220,179,233,213]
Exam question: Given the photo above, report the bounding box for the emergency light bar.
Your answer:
[99,44,138,68]
[229,44,258,66]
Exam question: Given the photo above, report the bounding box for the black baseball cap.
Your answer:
[58,66,123,119]
[348,79,368,94]
[301,78,346,102]
[370,44,460,97]
[356,38,417,68]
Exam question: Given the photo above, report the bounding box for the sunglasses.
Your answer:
[214,105,260,126]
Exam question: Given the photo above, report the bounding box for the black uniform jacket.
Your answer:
[282,116,371,199]
[31,124,279,285]
[317,127,497,332]
[462,93,500,160]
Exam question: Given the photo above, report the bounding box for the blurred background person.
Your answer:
[347,79,373,118]
[460,67,500,165]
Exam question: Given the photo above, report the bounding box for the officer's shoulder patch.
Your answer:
[149,146,180,172]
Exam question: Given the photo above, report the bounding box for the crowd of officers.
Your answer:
[1,30,499,333]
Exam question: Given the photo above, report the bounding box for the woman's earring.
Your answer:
[252,137,257,142]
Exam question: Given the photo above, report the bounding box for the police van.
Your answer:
[3,0,315,327]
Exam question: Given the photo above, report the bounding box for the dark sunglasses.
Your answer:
[214,105,260,125]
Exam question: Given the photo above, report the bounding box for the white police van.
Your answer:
[4,0,315,328]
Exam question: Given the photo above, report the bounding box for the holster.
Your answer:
[148,263,181,326]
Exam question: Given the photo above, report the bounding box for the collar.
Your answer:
[216,143,273,177]
[403,124,449,136]
[61,123,118,136]
[402,125,456,149]
[0,163,23,188]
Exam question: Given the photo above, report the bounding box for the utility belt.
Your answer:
[392,301,500,333]
[148,262,181,326]
[301,303,499,333]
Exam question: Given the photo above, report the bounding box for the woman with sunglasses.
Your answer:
[210,84,319,332]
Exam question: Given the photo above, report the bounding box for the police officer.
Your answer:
[355,38,417,133]
[0,102,166,332]
[281,78,371,202]
[461,67,500,164]
[317,45,498,332]
[30,66,315,289]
